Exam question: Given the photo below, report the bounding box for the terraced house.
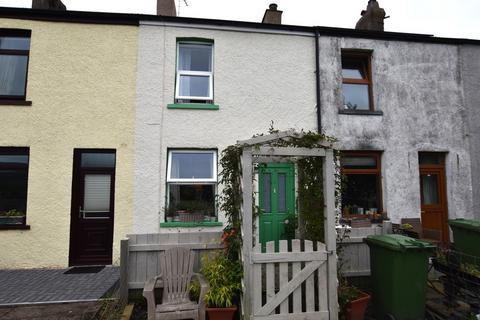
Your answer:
[0,0,479,271]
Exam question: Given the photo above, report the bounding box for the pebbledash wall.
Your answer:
[320,36,474,222]
[134,22,317,233]
[0,18,137,268]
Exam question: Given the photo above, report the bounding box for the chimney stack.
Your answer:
[262,3,282,24]
[355,0,386,31]
[32,0,66,10]
[157,0,176,17]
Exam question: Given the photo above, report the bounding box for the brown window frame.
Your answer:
[0,147,30,230]
[341,49,374,111]
[340,151,383,218]
[0,29,31,103]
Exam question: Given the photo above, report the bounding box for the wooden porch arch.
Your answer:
[236,130,338,320]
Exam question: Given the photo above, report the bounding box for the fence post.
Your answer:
[120,238,130,304]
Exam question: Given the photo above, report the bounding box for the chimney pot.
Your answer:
[262,4,282,25]
[157,0,176,16]
[32,0,66,10]
[355,0,386,31]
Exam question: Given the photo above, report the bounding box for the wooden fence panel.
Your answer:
[122,231,223,289]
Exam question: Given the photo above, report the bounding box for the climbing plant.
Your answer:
[218,126,342,260]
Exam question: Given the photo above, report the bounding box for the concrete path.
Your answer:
[0,266,119,305]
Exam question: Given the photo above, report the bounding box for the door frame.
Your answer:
[68,149,116,266]
[419,154,449,243]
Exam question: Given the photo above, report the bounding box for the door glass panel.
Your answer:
[261,173,271,213]
[421,174,439,205]
[81,153,115,168]
[278,173,286,212]
[84,174,111,214]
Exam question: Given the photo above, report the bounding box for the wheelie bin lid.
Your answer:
[448,219,480,232]
[365,234,436,252]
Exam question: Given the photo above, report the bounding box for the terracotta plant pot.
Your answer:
[206,307,236,320]
[346,291,370,320]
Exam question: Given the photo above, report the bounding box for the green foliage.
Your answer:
[0,209,25,217]
[460,262,480,277]
[201,254,242,308]
[189,279,201,301]
[338,277,361,314]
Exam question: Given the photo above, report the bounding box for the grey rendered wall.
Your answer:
[320,36,474,223]
[462,45,480,219]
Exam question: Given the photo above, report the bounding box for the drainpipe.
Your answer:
[314,27,322,133]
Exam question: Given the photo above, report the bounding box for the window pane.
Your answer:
[179,75,210,98]
[0,55,28,96]
[261,173,271,213]
[278,173,286,212]
[170,152,214,179]
[168,184,215,216]
[342,156,377,169]
[419,153,443,165]
[0,37,30,50]
[179,44,212,72]
[342,174,379,214]
[84,174,111,212]
[0,169,28,214]
[0,154,28,166]
[81,153,115,168]
[342,84,370,110]
[342,67,364,79]
[421,174,439,205]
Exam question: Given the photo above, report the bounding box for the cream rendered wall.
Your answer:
[0,19,137,268]
[134,24,317,233]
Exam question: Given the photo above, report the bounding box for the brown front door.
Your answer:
[69,149,116,266]
[419,152,449,243]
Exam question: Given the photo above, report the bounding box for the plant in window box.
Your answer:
[0,209,25,225]
[201,254,242,320]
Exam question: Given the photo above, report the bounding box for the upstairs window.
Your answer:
[341,50,373,111]
[0,30,31,101]
[175,42,213,103]
[0,148,29,226]
[166,150,217,222]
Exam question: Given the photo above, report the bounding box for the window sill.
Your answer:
[167,103,219,110]
[338,109,383,116]
[0,224,31,230]
[0,100,32,106]
[160,221,223,228]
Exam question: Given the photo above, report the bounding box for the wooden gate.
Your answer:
[251,239,330,320]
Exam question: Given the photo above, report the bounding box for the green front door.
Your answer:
[259,163,295,251]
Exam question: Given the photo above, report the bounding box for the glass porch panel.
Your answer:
[421,174,439,205]
[342,83,370,110]
[84,174,111,212]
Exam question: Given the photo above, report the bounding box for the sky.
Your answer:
[0,0,478,40]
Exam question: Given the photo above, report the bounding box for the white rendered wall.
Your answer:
[134,24,317,233]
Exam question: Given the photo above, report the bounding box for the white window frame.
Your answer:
[167,150,217,183]
[175,42,214,101]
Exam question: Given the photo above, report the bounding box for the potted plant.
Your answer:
[338,278,370,320]
[0,209,25,225]
[201,254,242,320]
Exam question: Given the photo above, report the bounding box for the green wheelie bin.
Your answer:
[365,234,435,320]
[448,219,480,259]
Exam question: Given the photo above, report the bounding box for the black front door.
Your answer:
[69,149,116,266]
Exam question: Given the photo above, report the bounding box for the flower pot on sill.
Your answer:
[345,292,370,320]
[206,307,237,320]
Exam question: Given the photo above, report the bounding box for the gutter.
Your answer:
[315,28,321,133]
